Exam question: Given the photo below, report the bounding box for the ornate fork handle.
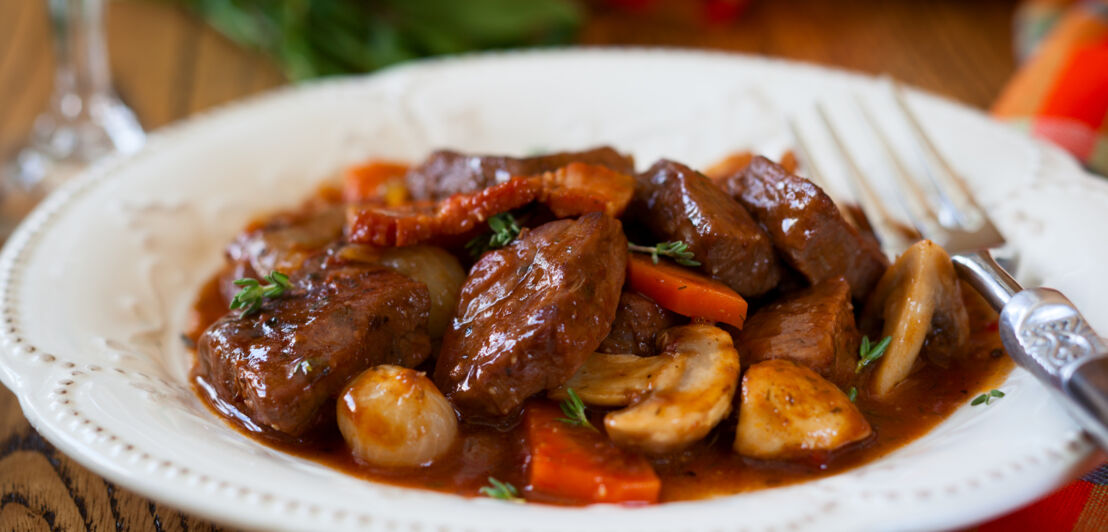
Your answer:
[954,250,1108,450]
[1001,288,1108,450]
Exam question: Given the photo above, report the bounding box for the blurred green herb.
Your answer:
[848,386,858,402]
[971,389,1005,406]
[556,388,596,431]
[169,0,582,80]
[466,212,521,259]
[479,476,523,502]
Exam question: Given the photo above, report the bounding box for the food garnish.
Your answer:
[479,477,524,502]
[628,241,701,267]
[229,271,291,318]
[848,387,858,402]
[466,212,522,258]
[556,388,596,431]
[971,389,1005,406]
[855,335,892,373]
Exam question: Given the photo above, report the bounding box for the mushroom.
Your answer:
[734,359,872,460]
[548,352,686,407]
[602,324,740,454]
[861,240,970,396]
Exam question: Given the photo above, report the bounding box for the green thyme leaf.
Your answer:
[855,335,892,373]
[972,389,1005,406]
[628,241,701,267]
[466,212,522,259]
[229,271,291,318]
[556,388,596,431]
[848,387,858,402]
[479,476,523,502]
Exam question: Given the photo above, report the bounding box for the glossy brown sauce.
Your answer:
[188,273,1012,504]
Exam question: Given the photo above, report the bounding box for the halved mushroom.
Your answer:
[861,240,970,396]
[548,352,686,407]
[734,359,872,460]
[602,324,740,454]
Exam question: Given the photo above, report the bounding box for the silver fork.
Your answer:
[801,82,1108,451]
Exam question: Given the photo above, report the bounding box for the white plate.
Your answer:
[0,49,1104,532]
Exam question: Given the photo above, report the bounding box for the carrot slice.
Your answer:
[704,150,753,183]
[627,254,748,329]
[343,161,410,204]
[525,402,660,505]
[779,149,799,174]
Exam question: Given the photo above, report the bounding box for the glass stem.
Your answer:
[49,0,111,121]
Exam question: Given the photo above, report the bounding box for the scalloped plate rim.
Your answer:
[0,48,1102,532]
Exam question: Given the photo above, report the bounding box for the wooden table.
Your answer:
[0,0,1019,529]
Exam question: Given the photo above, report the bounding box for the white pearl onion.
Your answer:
[336,365,458,467]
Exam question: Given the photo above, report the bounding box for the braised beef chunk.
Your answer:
[737,277,859,388]
[223,201,345,301]
[725,156,888,299]
[632,160,783,297]
[195,261,431,437]
[405,146,635,201]
[597,291,683,356]
[434,213,627,419]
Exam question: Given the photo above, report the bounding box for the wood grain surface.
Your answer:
[0,0,1019,530]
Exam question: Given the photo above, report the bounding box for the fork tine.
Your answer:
[814,103,918,255]
[786,116,869,230]
[853,94,942,234]
[786,117,831,190]
[889,79,974,228]
[890,80,1007,248]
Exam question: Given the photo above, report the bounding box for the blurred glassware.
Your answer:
[1,0,145,240]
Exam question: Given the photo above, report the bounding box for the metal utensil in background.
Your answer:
[798,80,1108,451]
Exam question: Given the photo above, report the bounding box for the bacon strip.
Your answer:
[537,162,634,218]
[346,163,635,247]
[346,177,539,246]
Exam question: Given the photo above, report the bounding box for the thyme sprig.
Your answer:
[628,241,701,267]
[229,271,290,318]
[971,389,1005,406]
[479,477,524,502]
[855,335,892,373]
[466,212,522,259]
[556,388,596,431]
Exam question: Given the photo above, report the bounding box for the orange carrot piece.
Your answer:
[627,254,748,329]
[779,150,799,174]
[342,161,410,204]
[525,402,660,505]
[704,150,753,183]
